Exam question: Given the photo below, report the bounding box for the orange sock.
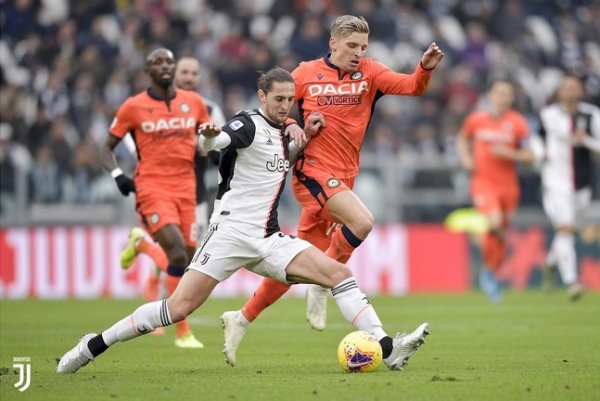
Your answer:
[241,278,290,322]
[136,238,168,272]
[166,274,192,337]
[325,226,362,264]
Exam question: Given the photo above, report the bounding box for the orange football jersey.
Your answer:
[110,89,210,190]
[292,56,432,177]
[461,109,530,187]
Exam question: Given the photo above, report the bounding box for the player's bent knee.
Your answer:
[350,213,374,239]
[326,264,353,288]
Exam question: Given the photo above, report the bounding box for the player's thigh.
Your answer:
[472,184,502,230]
[292,167,354,221]
[136,189,181,237]
[543,189,576,228]
[297,210,334,252]
[154,223,187,256]
[325,189,373,233]
[574,187,592,223]
[500,186,520,228]
[249,233,312,283]
[187,224,256,282]
[284,245,351,287]
[177,194,198,248]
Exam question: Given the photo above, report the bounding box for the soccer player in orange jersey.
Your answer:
[219,15,443,357]
[456,80,534,302]
[119,56,226,342]
[99,48,209,348]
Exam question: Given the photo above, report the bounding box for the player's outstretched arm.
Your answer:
[99,134,136,196]
[420,42,444,70]
[198,122,231,151]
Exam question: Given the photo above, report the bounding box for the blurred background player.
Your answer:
[100,48,209,348]
[456,80,534,302]
[532,75,600,300]
[120,56,227,337]
[221,15,444,339]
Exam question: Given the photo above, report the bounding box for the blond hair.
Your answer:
[331,15,370,39]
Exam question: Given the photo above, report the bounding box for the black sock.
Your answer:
[87,334,109,357]
[379,336,393,359]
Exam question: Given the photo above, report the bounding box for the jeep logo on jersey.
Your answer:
[266,154,290,172]
[140,117,196,133]
[308,81,368,97]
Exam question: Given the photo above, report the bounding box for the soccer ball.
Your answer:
[337,331,382,373]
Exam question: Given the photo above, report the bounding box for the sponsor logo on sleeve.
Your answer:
[229,120,244,131]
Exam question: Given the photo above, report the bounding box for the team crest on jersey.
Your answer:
[351,71,363,80]
[150,213,160,224]
[229,120,244,131]
[199,253,211,265]
[327,178,341,188]
[180,103,190,113]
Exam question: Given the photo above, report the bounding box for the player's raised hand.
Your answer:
[198,122,221,138]
[420,42,444,70]
[304,112,326,140]
[284,123,307,147]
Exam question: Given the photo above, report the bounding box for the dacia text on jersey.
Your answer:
[308,81,368,106]
[140,117,197,134]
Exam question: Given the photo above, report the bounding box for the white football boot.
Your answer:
[306,285,328,331]
[220,311,247,367]
[384,323,429,370]
[56,333,96,374]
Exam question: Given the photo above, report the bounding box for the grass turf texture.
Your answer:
[1,292,599,401]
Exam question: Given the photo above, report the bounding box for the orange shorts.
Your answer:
[292,159,355,238]
[471,180,519,222]
[135,183,197,247]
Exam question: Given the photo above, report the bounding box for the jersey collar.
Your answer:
[146,87,177,101]
[323,53,347,80]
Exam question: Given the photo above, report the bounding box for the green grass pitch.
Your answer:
[1,292,599,401]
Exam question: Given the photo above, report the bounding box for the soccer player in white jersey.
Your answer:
[531,75,600,300]
[57,67,429,374]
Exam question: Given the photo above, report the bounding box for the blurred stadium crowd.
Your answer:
[1,0,599,221]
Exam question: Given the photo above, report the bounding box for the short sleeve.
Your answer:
[109,99,135,139]
[221,113,256,149]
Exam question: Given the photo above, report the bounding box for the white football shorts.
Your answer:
[542,186,592,227]
[187,223,312,283]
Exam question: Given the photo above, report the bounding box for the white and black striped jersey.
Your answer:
[211,109,290,238]
[534,102,600,193]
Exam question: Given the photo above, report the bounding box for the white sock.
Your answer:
[331,277,387,340]
[553,232,577,285]
[101,300,173,346]
[236,310,250,328]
